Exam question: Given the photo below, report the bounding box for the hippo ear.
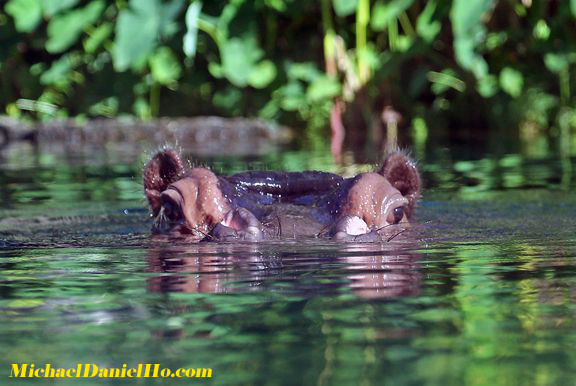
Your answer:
[143,148,185,215]
[378,152,421,218]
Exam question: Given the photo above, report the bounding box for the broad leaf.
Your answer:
[46,1,105,54]
[150,47,182,85]
[5,0,42,32]
[333,0,358,17]
[84,22,112,54]
[113,0,184,71]
[499,67,523,98]
[40,54,81,86]
[450,0,495,79]
[544,53,570,74]
[248,60,277,89]
[43,0,80,18]
[221,36,263,87]
[306,75,341,102]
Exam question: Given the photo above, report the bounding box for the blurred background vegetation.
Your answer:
[1,0,575,158]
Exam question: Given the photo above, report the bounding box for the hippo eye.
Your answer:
[162,199,181,221]
[392,206,404,224]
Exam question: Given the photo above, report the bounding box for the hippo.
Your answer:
[143,148,420,242]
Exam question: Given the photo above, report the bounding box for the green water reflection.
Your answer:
[2,240,576,385]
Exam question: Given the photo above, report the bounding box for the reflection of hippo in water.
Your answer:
[143,148,420,242]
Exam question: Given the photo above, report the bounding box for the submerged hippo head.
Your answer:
[143,148,420,242]
[144,149,232,240]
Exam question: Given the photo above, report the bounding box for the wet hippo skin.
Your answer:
[143,148,421,242]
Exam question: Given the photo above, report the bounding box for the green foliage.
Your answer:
[371,0,414,31]
[149,47,181,86]
[450,0,494,80]
[1,0,576,148]
[43,0,80,18]
[113,0,184,72]
[46,1,105,53]
[332,0,357,17]
[416,1,441,42]
[499,67,523,98]
[5,0,42,32]
[183,1,202,59]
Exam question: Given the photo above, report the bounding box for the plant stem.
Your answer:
[560,67,570,105]
[356,0,370,83]
[388,19,398,51]
[398,11,415,37]
[321,0,336,76]
[197,19,219,46]
[149,82,160,118]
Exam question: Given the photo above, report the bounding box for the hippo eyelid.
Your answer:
[166,184,185,198]
[381,193,408,224]
[381,193,407,213]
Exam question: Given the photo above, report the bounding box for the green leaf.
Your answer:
[213,87,242,111]
[208,62,224,78]
[485,32,507,50]
[306,75,341,102]
[499,67,523,98]
[571,0,576,17]
[84,22,112,54]
[357,45,380,71]
[278,82,305,111]
[113,0,184,72]
[134,97,151,119]
[371,0,414,31]
[259,98,280,119]
[476,74,498,98]
[40,54,81,86]
[149,47,182,86]
[450,0,495,79]
[428,69,466,94]
[264,0,287,12]
[333,0,358,17]
[287,62,322,82]
[248,60,277,89]
[217,1,242,34]
[113,0,159,71]
[544,53,570,74]
[532,19,550,40]
[221,36,263,87]
[43,0,80,18]
[5,0,42,32]
[89,97,119,117]
[159,0,185,37]
[183,1,202,59]
[46,1,105,54]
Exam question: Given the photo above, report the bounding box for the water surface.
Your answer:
[1,142,575,385]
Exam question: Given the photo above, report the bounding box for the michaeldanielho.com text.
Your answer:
[10,364,212,378]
